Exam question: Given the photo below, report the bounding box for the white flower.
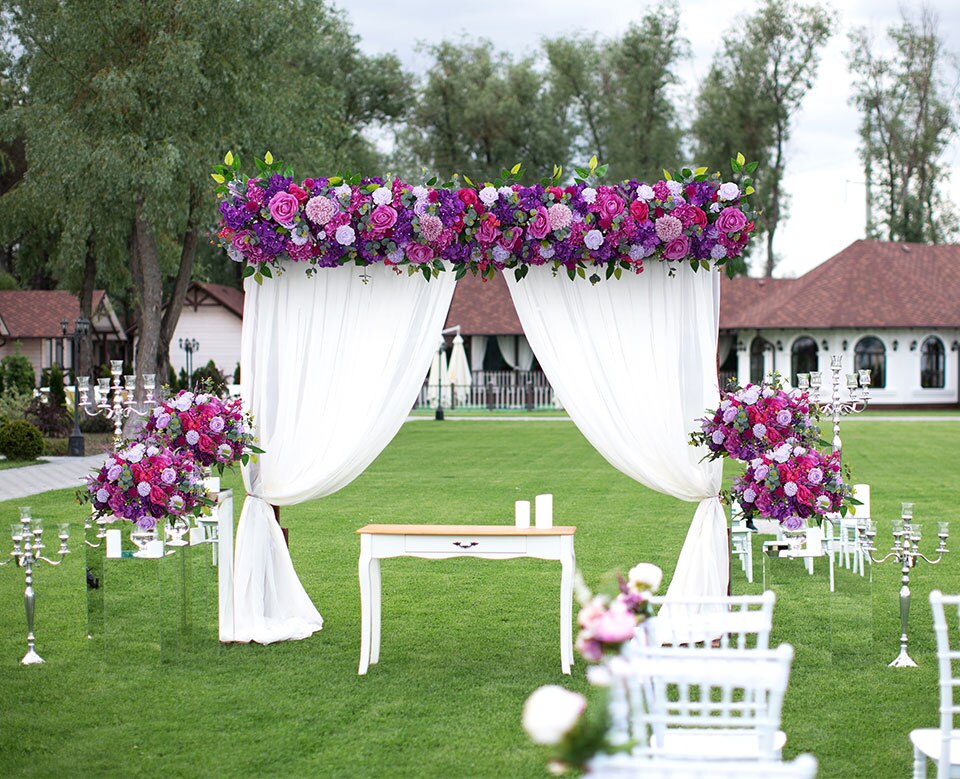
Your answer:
[718,182,740,201]
[773,443,792,463]
[816,495,832,511]
[581,187,597,204]
[709,201,723,213]
[185,430,200,446]
[586,664,612,687]
[762,387,776,398]
[740,386,761,405]
[627,562,663,593]
[175,392,195,412]
[290,226,309,245]
[498,185,514,199]
[136,481,151,497]
[334,183,351,199]
[793,446,806,456]
[666,180,683,196]
[335,225,356,246]
[372,186,392,205]
[710,244,727,260]
[123,443,145,464]
[522,685,586,745]
[636,184,655,201]
[146,445,159,457]
[410,185,428,201]
[584,229,604,250]
[720,399,731,410]
[479,186,498,206]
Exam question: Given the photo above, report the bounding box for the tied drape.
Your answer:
[505,262,726,603]
[232,263,456,643]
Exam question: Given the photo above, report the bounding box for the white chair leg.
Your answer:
[913,745,926,779]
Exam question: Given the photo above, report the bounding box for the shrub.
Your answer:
[26,396,72,437]
[0,389,32,426]
[48,363,67,409]
[0,419,43,460]
[233,363,241,384]
[191,360,227,395]
[0,346,36,395]
[80,413,114,434]
[168,365,179,393]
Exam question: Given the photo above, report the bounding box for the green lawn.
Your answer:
[0,420,958,778]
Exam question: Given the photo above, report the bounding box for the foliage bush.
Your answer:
[233,363,241,384]
[0,419,44,460]
[47,363,67,409]
[0,347,36,395]
[26,396,72,437]
[191,360,227,395]
[0,389,32,426]
[167,365,179,393]
[80,414,114,434]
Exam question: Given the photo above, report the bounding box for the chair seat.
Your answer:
[653,729,787,759]
[911,728,960,769]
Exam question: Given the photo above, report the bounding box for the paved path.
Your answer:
[0,454,109,501]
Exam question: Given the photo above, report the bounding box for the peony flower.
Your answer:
[627,562,663,593]
[479,186,498,206]
[335,224,356,246]
[522,686,586,745]
[268,191,299,228]
[584,229,604,250]
[742,488,757,503]
[305,196,337,225]
[592,600,638,642]
[547,203,572,231]
[654,215,683,242]
[372,186,392,205]
[718,182,740,201]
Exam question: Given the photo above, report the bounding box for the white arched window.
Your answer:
[854,336,886,389]
[920,336,945,389]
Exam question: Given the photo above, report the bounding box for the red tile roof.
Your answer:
[721,240,960,329]
[445,272,522,335]
[195,282,244,318]
[0,290,107,337]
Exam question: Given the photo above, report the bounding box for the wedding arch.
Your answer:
[213,154,758,643]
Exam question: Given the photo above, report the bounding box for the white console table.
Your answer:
[356,524,577,675]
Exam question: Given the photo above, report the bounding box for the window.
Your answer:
[854,336,886,388]
[791,336,819,386]
[750,337,772,384]
[920,336,945,388]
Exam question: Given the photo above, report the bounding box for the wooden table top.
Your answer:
[357,524,576,536]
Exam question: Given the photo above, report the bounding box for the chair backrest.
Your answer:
[643,591,776,649]
[930,591,960,771]
[853,483,871,518]
[606,644,795,761]
[586,752,818,778]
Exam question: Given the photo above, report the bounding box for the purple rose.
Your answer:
[268,191,300,227]
[752,423,767,439]
[598,192,625,220]
[716,207,748,234]
[722,406,738,423]
[526,207,550,240]
[662,234,691,260]
[776,409,792,426]
[782,515,803,531]
[742,488,757,503]
[405,243,434,264]
[209,416,225,433]
[369,204,398,233]
[161,468,177,485]
[96,488,110,503]
[477,218,500,244]
[808,467,823,485]
[107,464,122,481]
[754,464,770,480]
[155,412,171,430]
[711,430,725,445]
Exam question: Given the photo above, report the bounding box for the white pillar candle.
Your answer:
[535,494,553,529]
[515,500,531,529]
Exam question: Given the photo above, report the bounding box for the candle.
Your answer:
[846,373,858,388]
[535,494,553,529]
[810,371,822,388]
[515,500,530,529]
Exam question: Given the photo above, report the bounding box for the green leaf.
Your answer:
[576,266,586,279]
[730,158,743,173]
[264,151,273,164]
[454,265,468,280]
[736,152,746,166]
[510,162,522,175]
[260,264,272,278]
[694,166,708,176]
[421,265,431,281]
[745,185,756,195]
[681,168,692,178]
[242,264,256,278]
[605,262,615,280]
[566,266,576,281]
[575,167,589,179]
[588,155,598,171]
[613,266,622,279]
[211,173,225,184]
[663,168,672,181]
[595,164,608,178]
[745,161,759,174]
[463,175,473,187]
[241,454,249,466]
[328,176,343,186]
[427,176,437,186]
[253,271,263,285]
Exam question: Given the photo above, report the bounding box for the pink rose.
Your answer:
[598,192,625,220]
[662,234,691,260]
[149,485,168,506]
[268,191,299,227]
[716,206,748,233]
[369,204,398,234]
[527,207,550,240]
[499,227,521,252]
[476,216,501,244]
[629,200,649,222]
[198,434,216,454]
[405,242,434,264]
[231,230,254,250]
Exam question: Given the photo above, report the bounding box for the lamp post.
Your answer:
[180,338,199,389]
[61,317,90,457]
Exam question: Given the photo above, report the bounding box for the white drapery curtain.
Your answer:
[505,263,726,602]
[517,336,535,371]
[233,263,456,643]
[469,335,487,371]
[496,335,518,369]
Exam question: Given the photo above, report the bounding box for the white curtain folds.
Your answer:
[505,263,726,603]
[233,263,456,643]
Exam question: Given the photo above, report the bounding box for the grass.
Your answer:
[0,458,47,470]
[0,419,958,778]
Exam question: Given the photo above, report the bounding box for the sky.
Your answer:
[330,0,960,278]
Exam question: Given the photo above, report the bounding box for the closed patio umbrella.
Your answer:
[446,333,471,407]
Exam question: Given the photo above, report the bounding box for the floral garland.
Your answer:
[141,389,262,474]
[83,442,208,530]
[690,377,857,527]
[211,153,758,283]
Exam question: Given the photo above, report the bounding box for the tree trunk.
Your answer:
[131,200,164,394]
[78,240,96,380]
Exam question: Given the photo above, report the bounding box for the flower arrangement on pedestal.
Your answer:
[689,375,857,527]
[141,389,263,474]
[211,152,759,283]
[83,442,208,530]
[521,563,662,774]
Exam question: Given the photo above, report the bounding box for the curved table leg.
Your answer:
[370,558,382,665]
[358,537,373,675]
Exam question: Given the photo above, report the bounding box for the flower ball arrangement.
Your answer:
[84,442,207,530]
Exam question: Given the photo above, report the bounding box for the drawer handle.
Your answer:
[453,541,479,549]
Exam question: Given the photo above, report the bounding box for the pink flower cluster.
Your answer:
[215,156,758,279]
[732,445,850,529]
[691,382,819,463]
[85,443,206,530]
[142,390,260,472]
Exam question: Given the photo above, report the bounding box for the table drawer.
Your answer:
[403,535,527,554]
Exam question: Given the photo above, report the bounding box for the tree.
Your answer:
[544,3,688,182]
[692,0,834,276]
[398,40,570,182]
[1,0,411,392]
[847,7,959,243]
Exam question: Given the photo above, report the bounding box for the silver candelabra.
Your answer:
[77,360,157,450]
[797,354,871,455]
[2,507,71,664]
[858,504,950,667]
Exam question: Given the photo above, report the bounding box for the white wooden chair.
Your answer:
[587,752,818,778]
[730,502,754,584]
[911,591,960,779]
[641,592,776,650]
[605,644,795,762]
